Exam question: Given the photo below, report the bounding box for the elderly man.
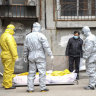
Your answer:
[82,26,96,90]
[24,22,54,92]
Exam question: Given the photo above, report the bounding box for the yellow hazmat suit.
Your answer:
[0,24,18,88]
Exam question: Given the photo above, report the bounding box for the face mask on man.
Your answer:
[73,36,79,39]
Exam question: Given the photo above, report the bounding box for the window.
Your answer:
[60,0,77,16]
[54,0,96,20]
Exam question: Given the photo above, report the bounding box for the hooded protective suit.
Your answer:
[0,24,18,88]
[82,26,96,88]
[24,22,53,91]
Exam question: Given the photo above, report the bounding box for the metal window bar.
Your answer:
[53,0,96,21]
[0,5,37,19]
[0,0,42,20]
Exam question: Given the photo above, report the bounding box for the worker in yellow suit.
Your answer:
[0,24,18,89]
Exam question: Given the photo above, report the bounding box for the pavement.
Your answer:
[0,72,96,96]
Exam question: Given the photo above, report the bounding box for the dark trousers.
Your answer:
[69,56,80,74]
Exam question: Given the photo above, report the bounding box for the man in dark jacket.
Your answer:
[65,31,83,79]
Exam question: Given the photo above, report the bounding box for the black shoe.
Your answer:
[84,86,95,90]
[41,89,49,92]
[5,86,16,90]
[76,75,79,80]
[26,90,34,93]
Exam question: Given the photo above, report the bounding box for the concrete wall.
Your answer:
[0,20,35,73]
[1,0,96,73]
[43,0,96,71]
[45,28,96,71]
[0,19,3,73]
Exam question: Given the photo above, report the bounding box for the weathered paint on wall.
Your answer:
[1,0,96,73]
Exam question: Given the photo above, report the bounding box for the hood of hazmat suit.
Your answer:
[7,24,15,35]
[82,26,91,37]
[0,24,18,88]
[32,22,41,32]
[82,26,96,62]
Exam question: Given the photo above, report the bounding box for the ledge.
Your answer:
[56,21,96,28]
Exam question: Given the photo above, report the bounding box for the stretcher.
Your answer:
[13,70,77,86]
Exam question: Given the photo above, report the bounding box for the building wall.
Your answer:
[1,0,96,73]
[43,0,96,71]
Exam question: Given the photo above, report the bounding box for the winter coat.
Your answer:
[65,37,83,57]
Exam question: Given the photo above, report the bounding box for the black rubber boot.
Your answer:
[76,74,79,80]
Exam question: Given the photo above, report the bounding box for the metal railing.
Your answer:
[0,5,37,19]
[53,0,96,21]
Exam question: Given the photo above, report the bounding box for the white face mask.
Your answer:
[81,35,86,40]
[82,26,91,37]
[83,31,91,37]
[83,33,87,37]
[82,31,89,37]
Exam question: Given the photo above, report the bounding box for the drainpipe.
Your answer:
[45,0,47,29]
